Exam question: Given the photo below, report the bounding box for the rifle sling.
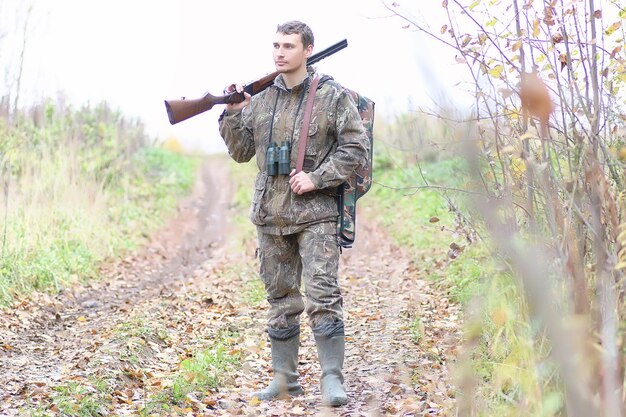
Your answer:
[296,75,320,173]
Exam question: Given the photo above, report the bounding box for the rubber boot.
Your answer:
[314,333,348,406]
[252,333,304,400]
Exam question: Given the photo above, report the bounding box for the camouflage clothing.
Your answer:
[257,221,341,333]
[218,68,367,333]
[219,68,369,235]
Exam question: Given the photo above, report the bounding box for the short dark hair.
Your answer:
[276,20,314,48]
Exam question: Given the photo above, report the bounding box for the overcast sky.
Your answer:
[1,0,471,153]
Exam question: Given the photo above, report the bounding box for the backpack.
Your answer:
[336,91,375,248]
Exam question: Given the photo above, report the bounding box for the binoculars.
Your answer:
[266,141,291,176]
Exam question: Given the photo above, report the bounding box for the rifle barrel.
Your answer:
[308,39,348,66]
[241,39,348,97]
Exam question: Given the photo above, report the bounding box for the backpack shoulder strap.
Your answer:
[296,75,320,173]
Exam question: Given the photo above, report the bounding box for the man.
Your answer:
[218,20,369,407]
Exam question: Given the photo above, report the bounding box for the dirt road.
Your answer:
[0,155,460,416]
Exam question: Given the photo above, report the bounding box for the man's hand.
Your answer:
[289,169,316,195]
[225,84,251,112]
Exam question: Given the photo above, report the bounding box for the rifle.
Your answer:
[164,39,348,125]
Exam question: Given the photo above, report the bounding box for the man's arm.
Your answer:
[218,91,255,163]
[307,90,369,189]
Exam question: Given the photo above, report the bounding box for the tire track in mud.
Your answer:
[0,155,234,407]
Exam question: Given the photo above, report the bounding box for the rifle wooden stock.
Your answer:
[164,39,348,125]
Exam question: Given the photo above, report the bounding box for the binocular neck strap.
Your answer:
[296,75,320,173]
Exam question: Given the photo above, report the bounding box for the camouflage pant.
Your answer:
[257,221,343,338]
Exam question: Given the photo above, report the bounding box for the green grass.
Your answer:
[115,315,169,342]
[142,330,241,415]
[243,277,266,305]
[369,154,481,303]
[48,377,113,417]
[0,144,199,306]
[223,158,268,307]
[171,341,240,401]
[20,377,112,417]
[227,158,258,251]
[409,316,424,344]
[431,244,488,305]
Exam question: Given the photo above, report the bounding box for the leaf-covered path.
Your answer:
[0,156,460,416]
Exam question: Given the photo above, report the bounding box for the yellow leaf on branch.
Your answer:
[533,18,540,37]
[511,157,526,173]
[488,65,504,78]
[605,21,622,36]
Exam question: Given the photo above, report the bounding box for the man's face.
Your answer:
[273,32,313,74]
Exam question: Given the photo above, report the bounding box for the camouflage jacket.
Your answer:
[219,68,369,235]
